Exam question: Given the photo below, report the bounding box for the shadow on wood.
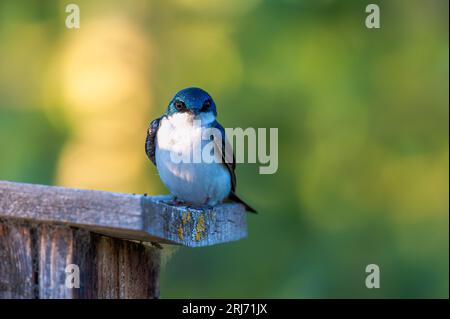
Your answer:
[0,181,247,299]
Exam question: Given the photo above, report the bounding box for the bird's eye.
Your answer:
[174,100,186,111]
[201,100,211,112]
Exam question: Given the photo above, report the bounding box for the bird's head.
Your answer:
[166,87,217,124]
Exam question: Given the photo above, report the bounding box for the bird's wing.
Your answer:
[211,121,236,192]
[212,121,257,213]
[145,117,162,166]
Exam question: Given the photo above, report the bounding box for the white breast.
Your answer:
[155,112,231,206]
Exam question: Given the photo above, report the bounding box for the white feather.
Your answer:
[155,112,231,205]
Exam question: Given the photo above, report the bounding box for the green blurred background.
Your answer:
[0,0,448,298]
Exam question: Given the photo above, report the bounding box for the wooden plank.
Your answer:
[37,225,160,299]
[71,228,97,299]
[143,197,248,247]
[92,234,160,299]
[0,220,160,299]
[37,225,76,298]
[0,180,247,247]
[0,220,36,298]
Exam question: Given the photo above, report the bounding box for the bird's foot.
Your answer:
[165,197,215,210]
[166,197,186,206]
[150,241,163,249]
[185,198,215,211]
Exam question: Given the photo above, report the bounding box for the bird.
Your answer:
[145,87,256,213]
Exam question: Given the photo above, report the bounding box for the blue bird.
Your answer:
[145,87,256,213]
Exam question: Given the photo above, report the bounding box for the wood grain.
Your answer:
[0,220,160,299]
[0,180,247,247]
[92,235,160,299]
[0,221,35,298]
[37,225,76,298]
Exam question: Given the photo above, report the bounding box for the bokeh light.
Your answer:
[0,0,448,298]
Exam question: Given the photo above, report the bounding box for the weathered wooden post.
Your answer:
[0,181,247,299]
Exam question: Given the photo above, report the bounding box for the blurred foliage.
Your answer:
[0,0,448,298]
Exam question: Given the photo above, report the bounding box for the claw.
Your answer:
[166,197,185,206]
[151,241,163,249]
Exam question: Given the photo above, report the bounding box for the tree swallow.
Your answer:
[145,87,256,213]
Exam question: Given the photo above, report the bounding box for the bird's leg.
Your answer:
[201,197,215,210]
[150,241,163,249]
[186,198,214,210]
[167,196,185,206]
[166,197,214,210]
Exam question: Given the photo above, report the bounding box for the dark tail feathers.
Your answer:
[228,192,257,214]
